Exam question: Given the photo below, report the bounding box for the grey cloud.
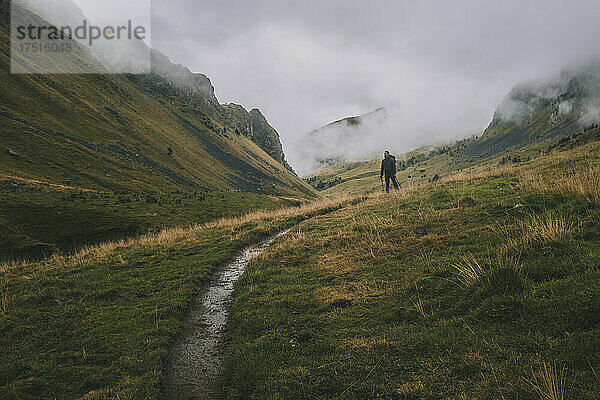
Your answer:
[147,1,600,171]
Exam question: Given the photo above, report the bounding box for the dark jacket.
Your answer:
[380,155,397,177]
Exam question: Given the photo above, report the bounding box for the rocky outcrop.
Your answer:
[144,53,294,173]
[12,0,299,181]
[223,104,294,172]
[464,61,600,158]
[150,50,220,108]
[248,109,293,172]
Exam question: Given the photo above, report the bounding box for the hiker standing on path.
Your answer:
[380,150,399,193]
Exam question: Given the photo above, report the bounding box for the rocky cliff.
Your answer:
[1,0,314,197]
[465,61,600,157]
[14,0,295,174]
[223,104,294,172]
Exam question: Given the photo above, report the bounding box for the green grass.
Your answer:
[307,149,483,197]
[223,142,600,399]
[4,136,598,399]
[1,0,316,199]
[307,126,600,198]
[0,197,360,399]
[0,180,302,262]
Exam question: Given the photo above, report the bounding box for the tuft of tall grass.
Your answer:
[523,213,576,244]
[0,281,8,315]
[526,362,568,400]
[452,254,486,289]
[411,283,432,318]
[453,255,525,296]
[498,213,577,258]
[522,160,600,203]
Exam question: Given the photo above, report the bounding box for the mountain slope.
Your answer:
[298,107,390,172]
[224,137,600,399]
[465,62,600,157]
[306,62,600,194]
[0,0,316,261]
[0,0,314,198]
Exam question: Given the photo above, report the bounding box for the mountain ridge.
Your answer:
[1,0,312,197]
[298,106,392,173]
[465,61,600,157]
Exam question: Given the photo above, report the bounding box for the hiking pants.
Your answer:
[385,173,399,192]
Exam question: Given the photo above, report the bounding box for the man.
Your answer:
[380,150,399,192]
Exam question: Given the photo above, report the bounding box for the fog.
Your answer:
[28,0,600,173]
[146,0,600,174]
[495,60,600,127]
[18,0,152,73]
[294,104,478,172]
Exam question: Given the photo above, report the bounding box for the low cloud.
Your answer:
[146,0,600,172]
[21,0,597,171]
[495,60,600,127]
[19,0,152,73]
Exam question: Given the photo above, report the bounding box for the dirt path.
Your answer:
[162,229,290,400]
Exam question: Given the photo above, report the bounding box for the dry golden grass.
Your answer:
[314,280,385,306]
[380,184,420,202]
[345,337,399,350]
[439,140,600,207]
[522,161,600,203]
[205,194,361,229]
[0,194,368,274]
[497,212,577,257]
[441,164,515,184]
[452,254,487,289]
[0,277,8,315]
[410,282,434,318]
[526,362,568,400]
[79,374,147,400]
[395,381,425,396]
[452,254,523,291]
[411,293,429,318]
[315,251,361,274]
[0,172,99,192]
[521,213,577,244]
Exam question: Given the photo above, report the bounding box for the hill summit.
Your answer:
[465,61,600,157]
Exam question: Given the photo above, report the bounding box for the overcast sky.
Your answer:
[77,0,600,169]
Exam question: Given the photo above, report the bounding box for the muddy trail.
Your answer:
[162,230,290,400]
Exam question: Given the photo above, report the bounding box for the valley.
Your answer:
[2,0,600,399]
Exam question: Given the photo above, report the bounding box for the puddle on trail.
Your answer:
[162,229,290,400]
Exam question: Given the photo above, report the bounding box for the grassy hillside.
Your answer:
[0,196,364,399]
[464,63,600,158]
[2,1,313,197]
[1,125,599,399]
[305,139,477,196]
[0,0,317,260]
[3,2,600,398]
[0,180,302,262]
[224,134,600,398]
[308,128,599,198]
